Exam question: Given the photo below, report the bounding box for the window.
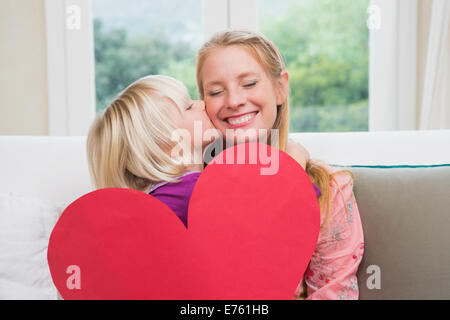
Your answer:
[46,0,371,135]
[259,0,370,132]
[93,0,204,112]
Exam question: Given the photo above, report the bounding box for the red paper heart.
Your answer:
[48,143,320,299]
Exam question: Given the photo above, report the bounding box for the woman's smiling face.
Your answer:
[200,45,286,143]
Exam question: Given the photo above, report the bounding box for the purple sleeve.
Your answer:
[148,172,201,228]
[313,183,321,198]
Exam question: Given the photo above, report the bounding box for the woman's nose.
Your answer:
[227,88,246,109]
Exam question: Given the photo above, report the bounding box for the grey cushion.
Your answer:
[338,165,450,299]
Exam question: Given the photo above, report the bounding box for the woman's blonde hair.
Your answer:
[196,29,353,222]
[87,75,190,191]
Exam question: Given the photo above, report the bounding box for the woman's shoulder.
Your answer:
[313,160,354,192]
[331,169,354,193]
[313,161,355,223]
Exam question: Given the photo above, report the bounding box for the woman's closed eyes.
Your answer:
[207,80,258,97]
[243,80,258,88]
[208,90,223,97]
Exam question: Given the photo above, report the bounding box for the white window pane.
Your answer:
[93,0,203,112]
[259,0,369,132]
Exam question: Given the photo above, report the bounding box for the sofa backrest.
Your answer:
[1,130,449,206]
[349,165,450,299]
[0,136,92,207]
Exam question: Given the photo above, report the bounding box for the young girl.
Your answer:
[87,75,217,227]
[196,29,365,300]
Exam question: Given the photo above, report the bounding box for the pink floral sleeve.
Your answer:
[294,169,365,300]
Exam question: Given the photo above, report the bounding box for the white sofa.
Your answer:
[1,130,450,299]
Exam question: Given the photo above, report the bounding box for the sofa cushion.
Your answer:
[338,165,450,299]
[0,192,64,299]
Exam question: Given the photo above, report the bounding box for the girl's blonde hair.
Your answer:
[196,29,354,222]
[87,75,190,191]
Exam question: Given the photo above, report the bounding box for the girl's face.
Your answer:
[200,45,287,143]
[174,98,217,151]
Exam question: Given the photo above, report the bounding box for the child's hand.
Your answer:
[286,139,310,170]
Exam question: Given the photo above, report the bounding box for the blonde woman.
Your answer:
[87,75,217,227]
[196,29,365,300]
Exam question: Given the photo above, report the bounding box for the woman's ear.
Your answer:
[276,70,289,106]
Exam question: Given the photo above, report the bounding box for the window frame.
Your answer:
[45,0,96,136]
[369,0,418,131]
[48,0,419,135]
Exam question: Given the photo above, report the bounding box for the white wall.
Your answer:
[0,0,49,135]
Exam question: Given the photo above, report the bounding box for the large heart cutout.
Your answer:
[48,143,320,299]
